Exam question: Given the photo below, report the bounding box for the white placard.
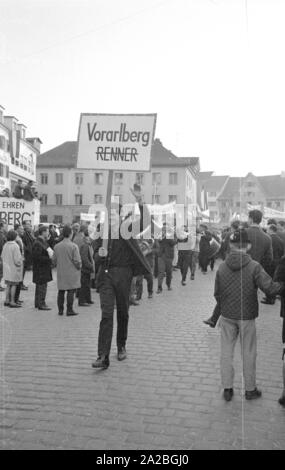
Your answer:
[77,113,156,171]
[0,198,40,229]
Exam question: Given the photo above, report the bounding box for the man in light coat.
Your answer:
[53,225,82,316]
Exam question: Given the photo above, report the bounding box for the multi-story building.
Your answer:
[37,138,200,224]
[0,104,41,193]
[217,172,285,224]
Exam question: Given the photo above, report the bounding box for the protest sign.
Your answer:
[0,198,40,229]
[77,113,156,171]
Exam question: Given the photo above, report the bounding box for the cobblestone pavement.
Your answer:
[0,263,285,450]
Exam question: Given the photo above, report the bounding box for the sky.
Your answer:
[1,0,285,176]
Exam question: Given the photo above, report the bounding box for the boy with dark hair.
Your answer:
[205,229,283,401]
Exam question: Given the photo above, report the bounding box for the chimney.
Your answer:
[26,137,43,153]
[4,115,18,131]
[17,123,27,140]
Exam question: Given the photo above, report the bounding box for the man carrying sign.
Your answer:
[92,188,152,370]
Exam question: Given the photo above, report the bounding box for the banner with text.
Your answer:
[0,198,40,229]
[77,113,156,171]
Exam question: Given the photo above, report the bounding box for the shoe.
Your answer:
[167,286,172,291]
[245,388,262,400]
[21,285,28,290]
[203,318,216,328]
[4,302,10,307]
[156,287,162,294]
[148,293,153,299]
[66,311,78,316]
[9,303,21,308]
[278,395,285,407]
[223,388,234,402]
[181,281,186,286]
[0,286,5,291]
[78,303,90,307]
[17,300,24,304]
[117,347,127,361]
[38,306,52,311]
[92,356,109,369]
[191,275,195,280]
[130,300,139,306]
[87,301,94,304]
[58,311,64,316]
[260,299,275,305]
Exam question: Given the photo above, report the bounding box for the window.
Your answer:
[169,173,178,185]
[136,173,145,185]
[246,181,254,187]
[209,191,216,197]
[168,195,177,203]
[40,215,48,223]
[55,194,63,205]
[208,201,216,207]
[5,165,9,178]
[114,173,123,185]
[95,173,103,185]
[0,136,5,149]
[55,173,63,185]
[236,201,241,207]
[267,202,272,208]
[75,194,83,205]
[41,173,48,185]
[152,194,160,204]
[152,173,161,185]
[54,215,63,224]
[247,191,254,197]
[276,201,281,208]
[41,194,48,205]
[94,194,103,204]
[75,173,83,185]
[0,164,4,176]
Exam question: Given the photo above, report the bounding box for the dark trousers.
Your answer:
[78,272,91,304]
[15,283,21,303]
[180,251,191,281]
[98,267,133,357]
[35,283,47,308]
[157,255,173,288]
[136,272,153,299]
[57,289,75,313]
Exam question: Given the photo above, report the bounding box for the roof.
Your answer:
[204,175,229,193]
[37,139,200,174]
[26,137,43,144]
[37,141,78,168]
[198,171,214,181]
[257,175,285,199]
[218,177,244,199]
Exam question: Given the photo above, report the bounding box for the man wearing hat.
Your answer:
[209,228,284,402]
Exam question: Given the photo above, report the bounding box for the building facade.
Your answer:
[36,139,199,224]
[0,104,41,193]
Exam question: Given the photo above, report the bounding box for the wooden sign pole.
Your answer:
[99,170,113,257]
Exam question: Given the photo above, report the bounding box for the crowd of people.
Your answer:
[0,197,284,408]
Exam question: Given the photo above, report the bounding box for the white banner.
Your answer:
[77,113,156,171]
[0,198,40,229]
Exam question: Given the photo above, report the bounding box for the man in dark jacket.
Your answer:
[261,224,284,305]
[21,221,35,289]
[32,225,52,310]
[272,257,285,407]
[92,190,152,369]
[214,229,283,402]
[23,181,36,201]
[13,180,24,199]
[247,209,273,273]
[78,228,94,306]
[156,223,177,293]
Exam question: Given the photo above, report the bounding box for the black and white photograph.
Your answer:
[0,0,285,453]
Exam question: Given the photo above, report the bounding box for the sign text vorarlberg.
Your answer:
[77,114,156,171]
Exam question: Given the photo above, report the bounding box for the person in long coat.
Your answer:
[272,257,285,407]
[1,230,23,308]
[32,225,53,310]
[53,225,82,316]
